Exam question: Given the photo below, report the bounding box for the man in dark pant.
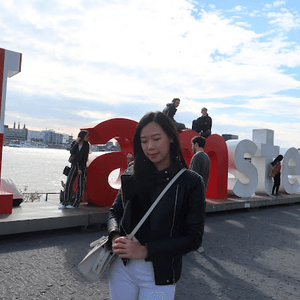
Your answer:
[163,98,186,131]
[190,136,210,253]
[192,107,212,137]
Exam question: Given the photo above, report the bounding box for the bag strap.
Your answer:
[127,168,186,240]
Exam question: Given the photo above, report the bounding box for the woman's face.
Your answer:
[140,122,172,171]
[84,134,89,142]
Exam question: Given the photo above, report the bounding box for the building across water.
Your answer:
[4,122,28,144]
[3,122,72,148]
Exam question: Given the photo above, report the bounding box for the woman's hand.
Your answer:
[78,169,82,175]
[126,153,133,165]
[112,233,120,243]
[112,235,147,259]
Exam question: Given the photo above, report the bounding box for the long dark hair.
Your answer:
[133,111,187,175]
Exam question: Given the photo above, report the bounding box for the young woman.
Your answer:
[270,155,283,196]
[59,130,90,209]
[107,112,206,299]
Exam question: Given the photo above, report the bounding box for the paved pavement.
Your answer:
[1,203,299,300]
[1,193,300,236]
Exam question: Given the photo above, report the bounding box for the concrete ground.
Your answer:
[1,203,299,300]
[1,193,300,236]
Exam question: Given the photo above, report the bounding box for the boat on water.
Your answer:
[8,140,21,147]
[8,140,47,148]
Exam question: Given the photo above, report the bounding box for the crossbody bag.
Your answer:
[78,168,186,281]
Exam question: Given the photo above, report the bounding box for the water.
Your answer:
[1,147,69,201]
[1,147,116,203]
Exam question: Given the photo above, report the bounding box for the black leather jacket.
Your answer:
[69,141,89,171]
[107,165,206,285]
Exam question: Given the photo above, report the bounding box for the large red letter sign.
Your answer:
[180,131,228,199]
[179,130,200,167]
[205,134,228,199]
[81,119,230,206]
[82,118,138,206]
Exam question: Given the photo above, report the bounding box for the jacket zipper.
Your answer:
[170,184,179,237]
[170,184,179,283]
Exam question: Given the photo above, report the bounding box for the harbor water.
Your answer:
[1,147,117,204]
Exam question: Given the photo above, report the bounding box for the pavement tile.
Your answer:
[1,203,300,299]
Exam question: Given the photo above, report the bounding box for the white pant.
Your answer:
[109,257,176,300]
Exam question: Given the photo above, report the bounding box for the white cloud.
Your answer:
[5,110,76,135]
[1,0,300,148]
[265,4,272,10]
[249,10,261,17]
[244,95,300,115]
[208,111,300,149]
[234,6,243,11]
[235,22,252,28]
[74,110,114,120]
[5,0,299,105]
[273,1,285,8]
[229,5,246,12]
[268,11,300,31]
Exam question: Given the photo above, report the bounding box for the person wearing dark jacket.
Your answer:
[163,98,186,131]
[192,107,212,137]
[59,130,90,209]
[107,111,206,299]
[269,155,283,196]
[189,135,210,254]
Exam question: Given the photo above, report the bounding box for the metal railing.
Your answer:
[22,192,60,201]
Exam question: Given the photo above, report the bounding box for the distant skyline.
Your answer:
[1,0,299,148]
[5,121,72,136]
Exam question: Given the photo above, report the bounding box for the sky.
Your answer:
[1,0,299,149]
